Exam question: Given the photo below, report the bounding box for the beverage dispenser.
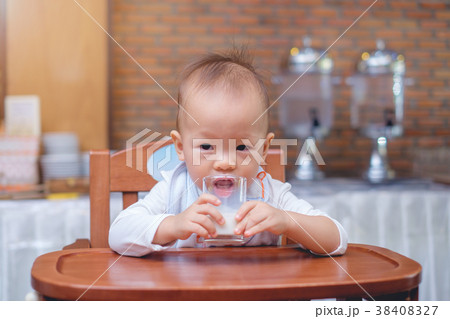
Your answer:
[273,36,336,180]
[347,40,407,183]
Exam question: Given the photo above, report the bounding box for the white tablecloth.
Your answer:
[0,194,123,301]
[0,180,449,300]
[290,179,450,301]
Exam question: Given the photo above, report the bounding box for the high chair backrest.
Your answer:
[89,141,285,248]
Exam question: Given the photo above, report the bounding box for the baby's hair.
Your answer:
[176,47,269,130]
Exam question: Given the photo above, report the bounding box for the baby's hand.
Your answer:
[234,201,289,237]
[172,194,225,240]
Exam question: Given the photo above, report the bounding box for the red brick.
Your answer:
[140,3,172,13]
[419,41,446,49]
[407,70,432,78]
[408,90,431,99]
[121,36,155,46]
[245,27,275,36]
[434,70,450,79]
[209,6,239,14]
[295,18,323,26]
[230,16,259,25]
[417,137,445,148]
[436,30,450,39]
[265,0,291,4]
[293,0,324,6]
[419,80,445,87]
[161,15,192,24]
[177,5,206,14]
[406,51,432,59]
[417,61,445,69]
[390,160,413,172]
[358,19,386,28]
[114,89,138,96]
[421,21,448,28]
[435,51,450,59]
[435,129,450,136]
[405,30,433,38]
[406,109,430,118]
[419,2,448,10]
[375,30,403,38]
[195,16,226,24]
[113,2,139,12]
[405,11,433,19]
[311,29,340,38]
[417,100,444,108]
[393,40,417,49]
[436,11,450,19]
[140,25,173,34]
[359,0,386,8]
[433,89,450,99]
[345,29,372,38]
[280,28,308,37]
[261,38,290,46]
[390,20,418,29]
[373,11,404,19]
[311,8,337,18]
[355,139,373,148]
[262,16,292,26]
[389,138,413,148]
[391,2,418,9]
[275,8,306,17]
[176,25,207,35]
[323,138,351,149]
[405,130,431,137]
[417,118,446,127]
[211,26,241,35]
[242,7,273,15]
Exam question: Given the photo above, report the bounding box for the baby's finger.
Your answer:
[244,219,270,237]
[234,217,248,235]
[198,204,225,225]
[189,222,211,239]
[196,193,221,206]
[192,214,217,237]
[235,201,258,221]
[235,210,265,235]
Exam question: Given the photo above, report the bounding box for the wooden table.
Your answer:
[31,244,421,301]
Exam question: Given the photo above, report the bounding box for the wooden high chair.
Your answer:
[65,140,286,249]
[32,141,421,301]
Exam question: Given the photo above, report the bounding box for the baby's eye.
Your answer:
[236,144,248,151]
[200,144,213,151]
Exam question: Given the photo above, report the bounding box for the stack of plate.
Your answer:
[81,152,90,177]
[40,132,82,181]
[42,132,79,155]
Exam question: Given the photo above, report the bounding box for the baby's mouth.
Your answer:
[213,178,235,198]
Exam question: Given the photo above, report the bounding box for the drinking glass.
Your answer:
[202,175,246,245]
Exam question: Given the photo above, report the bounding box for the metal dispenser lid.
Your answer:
[288,36,333,74]
[357,39,405,75]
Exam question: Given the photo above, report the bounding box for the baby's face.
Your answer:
[171,85,273,189]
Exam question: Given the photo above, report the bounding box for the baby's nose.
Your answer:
[213,156,236,171]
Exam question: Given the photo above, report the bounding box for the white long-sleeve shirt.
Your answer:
[109,162,347,257]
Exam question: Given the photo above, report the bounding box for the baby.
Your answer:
[109,48,347,257]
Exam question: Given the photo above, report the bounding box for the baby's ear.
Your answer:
[170,130,185,161]
[262,132,275,158]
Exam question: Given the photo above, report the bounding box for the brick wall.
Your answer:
[110,0,449,178]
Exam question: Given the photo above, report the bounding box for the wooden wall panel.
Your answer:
[6,0,108,150]
[0,0,5,119]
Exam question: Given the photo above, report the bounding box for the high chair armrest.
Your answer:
[63,239,91,250]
